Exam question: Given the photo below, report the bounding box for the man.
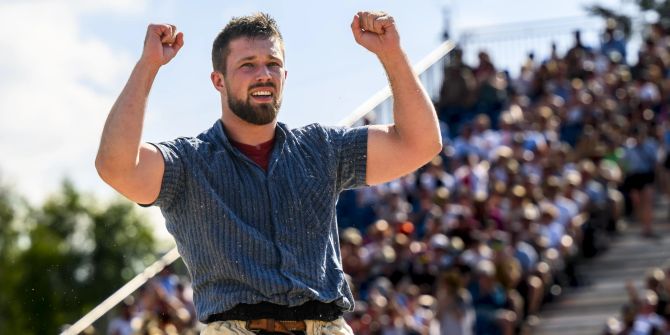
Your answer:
[96,11,441,334]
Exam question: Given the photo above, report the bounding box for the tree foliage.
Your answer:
[585,5,633,38]
[587,0,670,38]
[0,179,158,334]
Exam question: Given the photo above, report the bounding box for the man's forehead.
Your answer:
[228,36,284,61]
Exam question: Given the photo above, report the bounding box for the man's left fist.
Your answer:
[351,11,401,56]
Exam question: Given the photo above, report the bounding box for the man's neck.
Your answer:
[220,113,277,146]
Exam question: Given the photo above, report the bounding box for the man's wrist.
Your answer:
[376,48,408,67]
[136,58,162,74]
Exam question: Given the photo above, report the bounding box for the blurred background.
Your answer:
[3,0,670,334]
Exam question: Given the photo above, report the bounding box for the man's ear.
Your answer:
[211,71,226,93]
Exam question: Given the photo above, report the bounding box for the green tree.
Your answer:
[586,0,670,39]
[0,183,29,334]
[0,179,158,334]
[637,0,670,27]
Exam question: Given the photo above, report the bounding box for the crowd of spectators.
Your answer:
[337,20,670,335]
[106,267,198,335]
[99,19,670,335]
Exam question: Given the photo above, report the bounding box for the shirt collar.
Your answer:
[211,119,288,156]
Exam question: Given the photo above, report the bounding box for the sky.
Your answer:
[0,0,629,236]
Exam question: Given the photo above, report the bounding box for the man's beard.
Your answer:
[226,83,281,125]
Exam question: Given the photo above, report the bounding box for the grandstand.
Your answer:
[62,13,670,335]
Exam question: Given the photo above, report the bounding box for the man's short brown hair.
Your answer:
[211,12,283,74]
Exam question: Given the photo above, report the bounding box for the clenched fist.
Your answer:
[351,11,401,57]
[140,24,184,68]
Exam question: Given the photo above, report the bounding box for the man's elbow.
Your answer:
[405,136,442,169]
[422,132,443,160]
[431,135,443,155]
[95,154,111,183]
[95,154,121,185]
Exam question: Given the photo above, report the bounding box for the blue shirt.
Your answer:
[623,139,658,174]
[148,120,368,322]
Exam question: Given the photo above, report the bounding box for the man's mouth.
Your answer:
[250,89,274,103]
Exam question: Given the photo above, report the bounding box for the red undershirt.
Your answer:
[230,137,275,172]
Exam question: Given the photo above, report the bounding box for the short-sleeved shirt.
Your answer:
[147,120,368,322]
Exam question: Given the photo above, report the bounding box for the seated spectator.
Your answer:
[107,300,134,335]
[630,290,668,335]
[436,270,476,335]
[468,260,517,335]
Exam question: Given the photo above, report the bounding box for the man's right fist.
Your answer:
[140,24,184,68]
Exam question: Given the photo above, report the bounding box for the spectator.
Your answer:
[107,300,134,335]
[630,290,668,335]
[621,125,659,237]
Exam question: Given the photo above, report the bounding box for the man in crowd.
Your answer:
[95,11,441,335]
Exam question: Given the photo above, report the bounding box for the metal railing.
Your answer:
[60,248,180,335]
[338,40,455,127]
[458,16,606,75]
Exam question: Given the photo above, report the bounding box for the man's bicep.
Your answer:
[134,143,166,204]
[366,125,427,185]
[109,143,165,205]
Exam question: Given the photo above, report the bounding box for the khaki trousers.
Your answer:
[201,317,354,335]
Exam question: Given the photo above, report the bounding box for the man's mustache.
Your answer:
[249,82,277,90]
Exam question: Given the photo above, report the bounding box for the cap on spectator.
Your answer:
[512,185,527,198]
[641,289,658,306]
[373,219,390,233]
[394,233,410,247]
[539,202,559,220]
[430,155,443,168]
[418,294,436,309]
[539,106,553,119]
[341,228,363,246]
[493,181,507,195]
[430,234,450,250]
[645,267,665,284]
[474,190,488,202]
[494,146,513,160]
[522,150,535,163]
[475,260,496,277]
[564,170,582,186]
[603,317,623,334]
[380,245,396,263]
[500,112,516,126]
[599,160,622,182]
[450,236,465,253]
[546,176,562,190]
[433,186,450,207]
[579,160,596,175]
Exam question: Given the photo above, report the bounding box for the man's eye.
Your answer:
[241,63,254,68]
[268,62,282,68]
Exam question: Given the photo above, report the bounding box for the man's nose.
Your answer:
[256,65,273,81]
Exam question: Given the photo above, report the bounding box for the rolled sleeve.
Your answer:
[332,126,369,190]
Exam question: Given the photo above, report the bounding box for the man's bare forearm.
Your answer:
[353,12,442,185]
[95,24,181,202]
[379,50,442,156]
[96,60,160,177]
